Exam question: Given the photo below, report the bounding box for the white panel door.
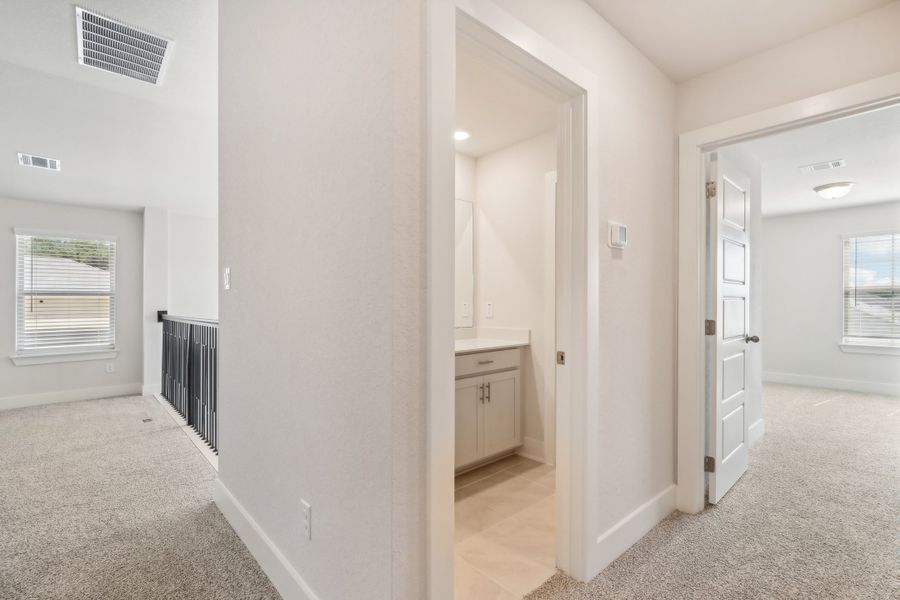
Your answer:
[455,377,482,469]
[706,152,756,504]
[481,370,520,457]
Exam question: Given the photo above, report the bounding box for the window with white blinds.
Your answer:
[842,233,899,345]
[15,233,117,354]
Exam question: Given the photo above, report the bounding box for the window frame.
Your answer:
[11,228,119,365]
[840,230,900,355]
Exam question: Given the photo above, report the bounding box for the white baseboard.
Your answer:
[154,394,218,471]
[589,484,676,578]
[0,383,142,411]
[213,480,321,600]
[142,382,162,396]
[748,418,765,448]
[517,436,547,463]
[763,371,900,397]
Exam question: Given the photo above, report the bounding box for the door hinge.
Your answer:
[705,181,717,199]
[704,456,715,473]
[556,351,566,365]
[705,320,716,335]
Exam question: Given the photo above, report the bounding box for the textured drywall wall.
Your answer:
[218,1,424,598]
[167,212,218,320]
[142,207,167,394]
[473,132,557,452]
[495,0,678,544]
[677,1,900,132]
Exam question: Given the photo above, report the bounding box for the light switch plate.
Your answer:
[486,302,494,319]
[223,267,231,290]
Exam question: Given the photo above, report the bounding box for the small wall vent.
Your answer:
[75,7,173,85]
[18,153,61,171]
[798,159,846,174]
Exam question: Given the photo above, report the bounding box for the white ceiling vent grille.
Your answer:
[75,7,173,85]
[798,159,846,174]
[18,153,61,171]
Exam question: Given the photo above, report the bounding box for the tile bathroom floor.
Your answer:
[454,455,557,599]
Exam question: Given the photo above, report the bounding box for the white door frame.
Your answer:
[676,72,900,514]
[426,1,602,598]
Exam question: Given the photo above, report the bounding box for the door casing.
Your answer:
[677,73,900,514]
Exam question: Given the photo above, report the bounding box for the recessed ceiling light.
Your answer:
[813,181,854,200]
[454,130,471,141]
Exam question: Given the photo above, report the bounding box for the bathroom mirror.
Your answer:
[455,199,474,327]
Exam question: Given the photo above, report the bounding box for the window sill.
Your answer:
[10,349,118,366]
[839,342,900,357]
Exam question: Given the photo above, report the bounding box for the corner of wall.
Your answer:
[588,485,676,580]
[142,207,168,392]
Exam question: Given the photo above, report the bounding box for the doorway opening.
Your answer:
[680,91,900,508]
[452,34,561,597]
[427,4,603,599]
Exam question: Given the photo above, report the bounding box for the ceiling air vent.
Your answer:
[18,153,61,171]
[75,7,173,85]
[798,159,846,175]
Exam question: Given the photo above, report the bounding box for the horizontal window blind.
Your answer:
[843,233,899,343]
[15,234,116,353]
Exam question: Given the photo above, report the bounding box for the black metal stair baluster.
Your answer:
[159,316,218,453]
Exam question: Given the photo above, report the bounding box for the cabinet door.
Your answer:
[455,376,482,469]
[482,370,521,457]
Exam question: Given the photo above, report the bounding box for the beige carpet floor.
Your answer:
[0,395,281,600]
[526,384,900,600]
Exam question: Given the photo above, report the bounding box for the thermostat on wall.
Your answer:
[608,221,628,249]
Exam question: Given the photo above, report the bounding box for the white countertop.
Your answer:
[455,338,529,354]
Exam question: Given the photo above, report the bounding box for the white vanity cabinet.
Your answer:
[454,348,522,470]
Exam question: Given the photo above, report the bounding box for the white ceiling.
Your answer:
[0,1,217,216]
[455,43,559,157]
[739,103,900,217]
[584,0,894,81]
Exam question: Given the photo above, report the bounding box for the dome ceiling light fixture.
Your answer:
[813,181,855,200]
[453,130,471,141]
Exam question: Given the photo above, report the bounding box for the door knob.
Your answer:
[745,335,760,343]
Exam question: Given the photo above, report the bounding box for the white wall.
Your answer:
[455,153,476,327]
[0,197,144,408]
[676,1,900,132]
[218,1,424,599]
[167,212,218,320]
[141,209,218,394]
[471,131,557,458]
[142,207,168,395]
[455,153,476,204]
[762,202,900,395]
[494,0,678,571]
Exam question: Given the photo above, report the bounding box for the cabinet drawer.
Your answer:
[455,348,520,378]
